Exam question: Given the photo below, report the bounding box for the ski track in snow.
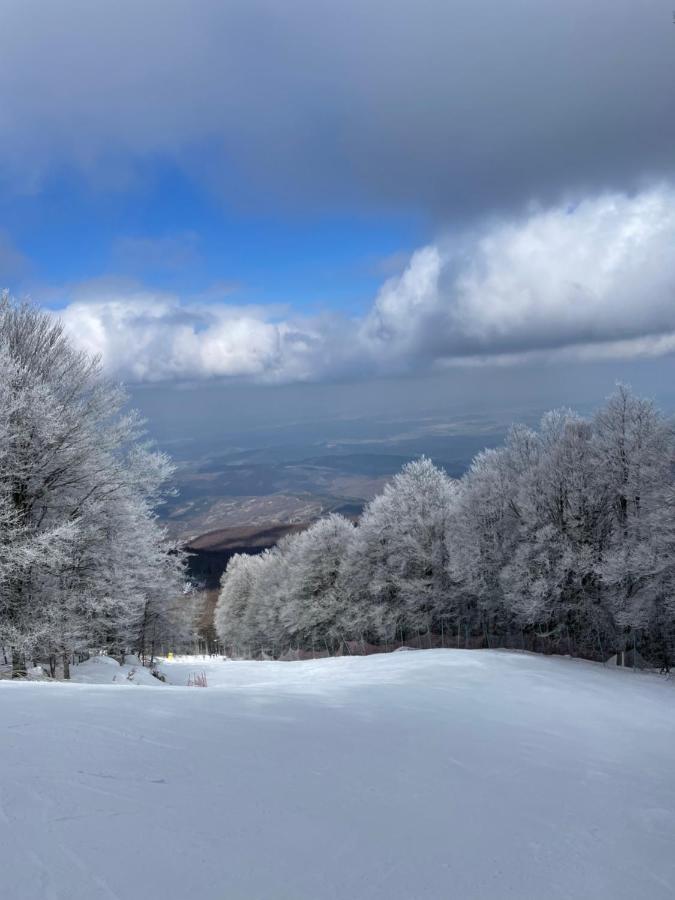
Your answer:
[1,649,675,900]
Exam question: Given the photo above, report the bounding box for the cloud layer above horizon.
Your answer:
[3,1,675,388]
[1,0,674,216]
[58,186,675,383]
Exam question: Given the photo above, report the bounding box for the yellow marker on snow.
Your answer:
[167,651,174,660]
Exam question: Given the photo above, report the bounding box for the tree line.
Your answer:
[215,387,675,668]
[0,294,196,677]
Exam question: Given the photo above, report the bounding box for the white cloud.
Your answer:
[362,186,675,367]
[59,289,336,383]
[56,186,675,384]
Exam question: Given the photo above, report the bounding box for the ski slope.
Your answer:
[1,650,674,899]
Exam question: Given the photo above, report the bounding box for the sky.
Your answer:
[2,0,675,431]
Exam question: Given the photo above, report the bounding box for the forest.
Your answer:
[216,386,675,669]
[3,290,675,677]
[0,294,196,677]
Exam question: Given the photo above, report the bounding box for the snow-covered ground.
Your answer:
[70,654,163,686]
[1,650,674,900]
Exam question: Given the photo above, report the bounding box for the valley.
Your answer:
[159,415,509,544]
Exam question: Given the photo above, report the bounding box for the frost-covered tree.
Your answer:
[593,387,675,665]
[339,458,457,645]
[136,581,202,665]
[502,411,612,655]
[0,293,185,675]
[450,443,521,643]
[215,551,265,656]
[215,388,675,666]
[215,517,353,657]
[278,514,353,653]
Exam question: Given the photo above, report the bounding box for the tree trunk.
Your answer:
[62,651,71,680]
[12,650,26,678]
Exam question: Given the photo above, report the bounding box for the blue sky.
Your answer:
[3,162,425,316]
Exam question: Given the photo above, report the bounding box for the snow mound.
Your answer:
[71,655,162,686]
[124,653,142,666]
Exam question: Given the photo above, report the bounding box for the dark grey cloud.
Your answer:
[1,0,673,219]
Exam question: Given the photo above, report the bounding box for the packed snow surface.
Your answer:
[1,650,674,900]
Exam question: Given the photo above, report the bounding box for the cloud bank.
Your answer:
[57,187,675,383]
[1,1,674,216]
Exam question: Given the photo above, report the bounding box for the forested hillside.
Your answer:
[216,387,675,668]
